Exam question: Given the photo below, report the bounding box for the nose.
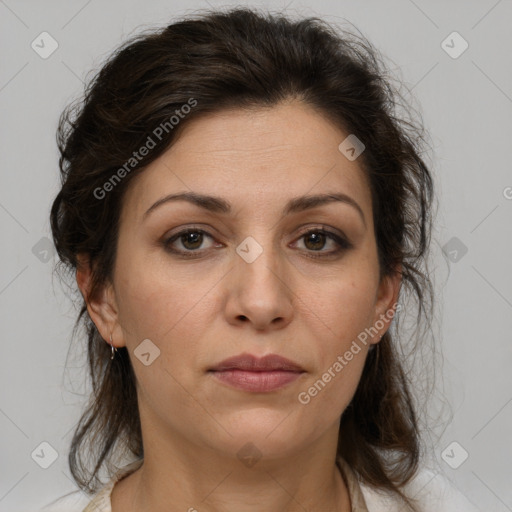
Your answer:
[224,238,294,332]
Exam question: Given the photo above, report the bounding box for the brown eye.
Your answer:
[303,231,327,251]
[163,228,216,256]
[179,231,204,250]
[293,228,353,259]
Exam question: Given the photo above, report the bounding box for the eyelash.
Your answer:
[162,226,353,260]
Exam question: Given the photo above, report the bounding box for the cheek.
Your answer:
[113,260,214,418]
[114,249,219,362]
[293,239,379,349]
[306,273,377,349]
[117,277,196,343]
[294,275,375,413]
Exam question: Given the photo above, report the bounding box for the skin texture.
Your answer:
[77,99,401,512]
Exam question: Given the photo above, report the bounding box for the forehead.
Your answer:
[121,101,373,222]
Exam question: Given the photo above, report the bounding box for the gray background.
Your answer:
[1,0,511,510]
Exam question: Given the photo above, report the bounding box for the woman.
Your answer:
[43,7,478,512]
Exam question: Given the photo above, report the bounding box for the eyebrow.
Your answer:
[143,191,366,227]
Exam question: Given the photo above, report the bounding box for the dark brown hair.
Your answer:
[50,7,436,510]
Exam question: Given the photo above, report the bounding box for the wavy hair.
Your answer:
[50,7,438,510]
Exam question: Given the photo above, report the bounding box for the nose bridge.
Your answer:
[235,233,284,284]
[227,232,294,329]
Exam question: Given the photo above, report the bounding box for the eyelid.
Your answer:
[162,226,219,251]
[162,223,353,257]
[163,223,348,241]
[162,224,219,242]
[291,225,353,254]
[294,223,348,241]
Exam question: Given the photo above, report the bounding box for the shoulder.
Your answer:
[39,490,92,511]
[359,466,480,512]
[40,485,112,512]
[40,459,143,512]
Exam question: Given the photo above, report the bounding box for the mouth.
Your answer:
[208,353,305,392]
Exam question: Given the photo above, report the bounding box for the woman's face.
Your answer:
[86,100,400,461]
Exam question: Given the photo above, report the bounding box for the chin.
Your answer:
[203,413,312,460]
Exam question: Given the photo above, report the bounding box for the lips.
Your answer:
[208,353,305,392]
[208,353,304,372]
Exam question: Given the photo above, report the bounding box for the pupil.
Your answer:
[183,232,202,249]
[306,232,325,250]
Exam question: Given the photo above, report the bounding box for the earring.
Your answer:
[109,332,118,360]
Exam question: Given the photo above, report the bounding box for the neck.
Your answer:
[111,428,351,512]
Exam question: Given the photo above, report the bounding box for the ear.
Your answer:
[370,263,402,345]
[76,254,124,348]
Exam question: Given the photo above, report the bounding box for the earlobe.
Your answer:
[75,254,121,346]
